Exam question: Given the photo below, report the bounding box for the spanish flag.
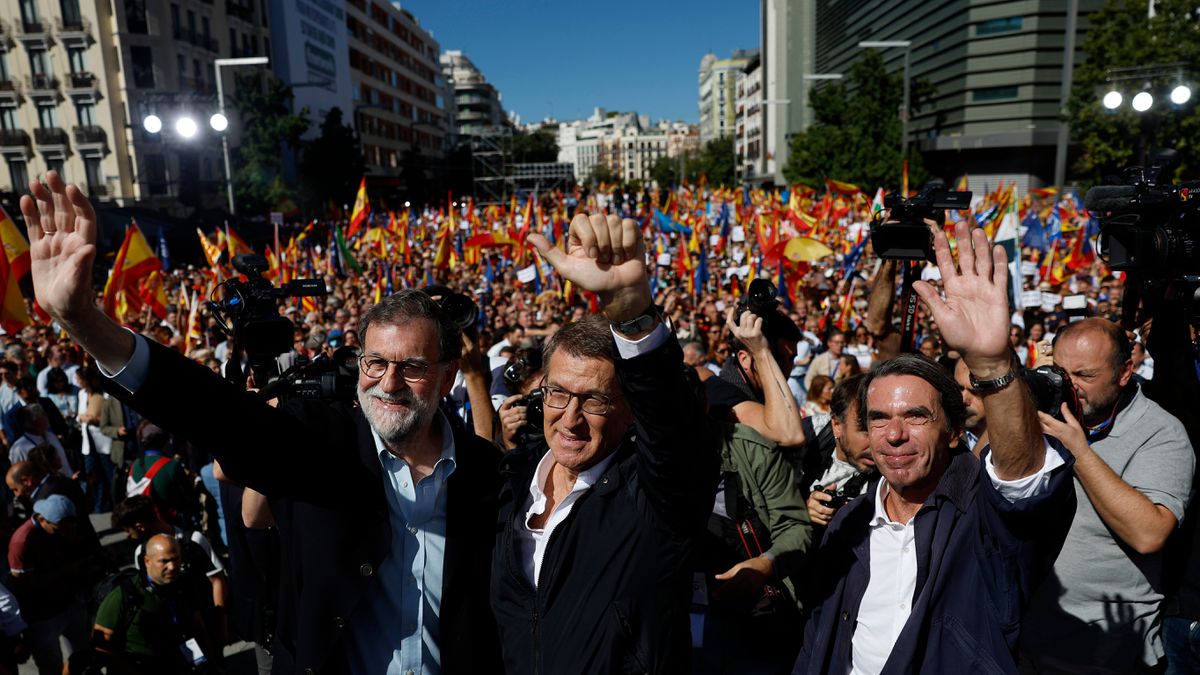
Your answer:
[196,228,224,269]
[0,207,32,334]
[348,177,370,239]
[103,221,167,323]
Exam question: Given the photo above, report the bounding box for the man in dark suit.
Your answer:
[20,172,502,674]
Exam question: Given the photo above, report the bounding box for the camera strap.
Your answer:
[899,261,923,353]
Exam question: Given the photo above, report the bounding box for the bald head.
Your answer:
[1053,318,1131,372]
[143,534,182,586]
[5,461,44,498]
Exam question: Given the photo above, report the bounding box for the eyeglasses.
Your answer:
[358,355,440,382]
[540,385,614,416]
[867,409,939,430]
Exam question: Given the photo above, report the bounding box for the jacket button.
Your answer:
[334,616,346,629]
[360,563,374,577]
[841,611,849,621]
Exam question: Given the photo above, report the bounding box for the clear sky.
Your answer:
[396,0,760,125]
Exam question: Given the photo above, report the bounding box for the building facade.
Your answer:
[440,49,505,138]
[1,0,271,214]
[755,0,815,185]
[557,108,698,186]
[812,0,1104,190]
[698,49,755,145]
[735,52,764,183]
[345,0,446,188]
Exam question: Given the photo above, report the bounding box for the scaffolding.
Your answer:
[511,162,575,194]
[469,126,513,206]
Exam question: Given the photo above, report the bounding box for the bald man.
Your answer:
[1020,318,1195,673]
[93,535,220,673]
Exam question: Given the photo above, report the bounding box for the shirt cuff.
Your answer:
[984,437,1066,503]
[610,322,670,360]
[99,331,151,393]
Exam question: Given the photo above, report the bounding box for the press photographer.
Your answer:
[705,278,809,449]
[496,347,544,449]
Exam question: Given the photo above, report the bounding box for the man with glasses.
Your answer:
[492,213,716,673]
[795,223,1078,674]
[17,172,503,674]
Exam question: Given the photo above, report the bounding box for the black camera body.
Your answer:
[820,485,853,510]
[422,284,480,335]
[209,254,326,362]
[870,187,973,261]
[260,347,360,403]
[504,350,545,433]
[734,279,801,345]
[1019,364,1082,421]
[1084,156,1200,278]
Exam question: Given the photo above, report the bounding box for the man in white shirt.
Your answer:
[794,222,1076,675]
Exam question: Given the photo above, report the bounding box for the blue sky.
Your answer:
[396,0,760,124]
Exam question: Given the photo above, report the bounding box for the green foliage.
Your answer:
[782,49,929,190]
[587,164,618,186]
[650,154,681,188]
[298,107,365,215]
[687,136,735,187]
[1068,0,1200,185]
[508,128,560,164]
[229,73,309,215]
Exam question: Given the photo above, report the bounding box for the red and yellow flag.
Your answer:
[0,207,32,334]
[103,222,166,323]
[348,176,370,239]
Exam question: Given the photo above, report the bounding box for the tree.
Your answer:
[782,49,931,190]
[508,128,560,164]
[1067,0,1200,185]
[587,164,618,186]
[650,154,681,188]
[229,72,309,216]
[299,107,365,215]
[685,137,735,187]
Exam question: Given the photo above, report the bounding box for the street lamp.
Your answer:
[143,114,163,134]
[175,116,198,139]
[214,56,270,214]
[858,40,913,161]
[209,113,229,132]
[1132,91,1154,112]
[1102,90,1124,110]
[1171,84,1192,105]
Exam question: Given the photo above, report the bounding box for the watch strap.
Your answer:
[969,368,1017,393]
[611,304,661,336]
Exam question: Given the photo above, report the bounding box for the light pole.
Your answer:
[214,56,270,214]
[858,41,912,160]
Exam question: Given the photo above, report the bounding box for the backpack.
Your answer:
[91,568,145,643]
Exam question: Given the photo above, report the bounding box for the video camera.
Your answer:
[1085,152,1200,278]
[208,254,345,400]
[870,184,973,261]
[421,285,480,336]
[259,347,360,403]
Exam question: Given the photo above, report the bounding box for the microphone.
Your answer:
[1084,186,1137,212]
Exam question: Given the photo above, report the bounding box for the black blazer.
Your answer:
[107,339,502,674]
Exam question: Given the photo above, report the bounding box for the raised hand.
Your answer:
[725,307,768,355]
[912,221,1012,377]
[528,213,649,321]
[19,171,98,324]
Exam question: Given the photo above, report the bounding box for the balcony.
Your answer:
[55,16,91,47]
[15,18,52,50]
[25,74,59,102]
[74,125,107,154]
[34,127,69,149]
[172,27,218,52]
[0,78,20,105]
[64,70,98,98]
[0,129,30,149]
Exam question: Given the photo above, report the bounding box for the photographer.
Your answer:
[705,283,808,449]
[799,374,875,533]
[496,347,544,450]
[20,173,503,674]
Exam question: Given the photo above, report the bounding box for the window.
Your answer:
[126,0,147,33]
[229,29,237,54]
[68,47,87,73]
[6,159,28,191]
[131,46,155,87]
[202,16,211,41]
[171,4,181,34]
[973,85,1019,101]
[28,49,48,77]
[60,0,83,27]
[976,16,1023,36]
[45,158,64,176]
[77,101,95,126]
[144,154,167,195]
[37,104,59,129]
[187,10,196,39]
[177,54,187,81]
[84,157,102,190]
[0,108,16,131]
[19,0,38,27]
[0,53,8,81]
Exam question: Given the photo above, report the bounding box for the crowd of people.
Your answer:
[0,168,1192,675]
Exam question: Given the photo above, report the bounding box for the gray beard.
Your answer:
[358,385,435,446]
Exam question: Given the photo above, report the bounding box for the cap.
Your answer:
[33,494,76,524]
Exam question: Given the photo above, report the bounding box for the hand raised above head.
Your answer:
[19,171,99,324]
[529,212,650,322]
[912,221,1012,377]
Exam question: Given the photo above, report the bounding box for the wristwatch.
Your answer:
[969,368,1017,393]
[611,304,661,336]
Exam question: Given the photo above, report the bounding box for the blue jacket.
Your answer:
[794,445,1075,675]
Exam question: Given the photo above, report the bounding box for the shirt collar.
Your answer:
[372,410,457,473]
[869,450,976,527]
[529,448,617,502]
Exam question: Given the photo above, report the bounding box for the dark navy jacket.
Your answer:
[794,444,1075,675]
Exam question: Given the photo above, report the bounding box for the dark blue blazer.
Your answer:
[794,444,1075,675]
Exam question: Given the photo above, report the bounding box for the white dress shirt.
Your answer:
[849,442,1064,675]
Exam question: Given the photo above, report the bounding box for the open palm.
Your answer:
[912,222,1012,368]
[19,171,99,323]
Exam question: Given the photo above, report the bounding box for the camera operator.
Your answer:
[1020,317,1194,674]
[799,374,875,532]
[705,285,808,449]
[953,358,989,455]
[20,173,503,674]
[496,347,545,450]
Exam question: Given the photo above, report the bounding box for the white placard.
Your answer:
[516,265,537,283]
[731,226,746,242]
[1041,292,1062,307]
[656,253,672,266]
[1021,290,1043,307]
[1021,261,1038,276]
[270,211,284,225]
[709,234,721,247]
